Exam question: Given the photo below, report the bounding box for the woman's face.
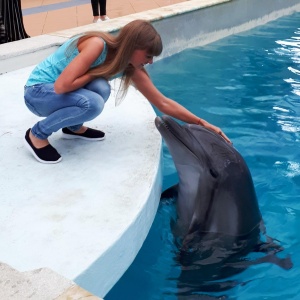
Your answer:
[129,49,154,69]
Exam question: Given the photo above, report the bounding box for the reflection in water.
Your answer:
[275,27,300,131]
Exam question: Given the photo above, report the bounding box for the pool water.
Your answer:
[106,12,300,300]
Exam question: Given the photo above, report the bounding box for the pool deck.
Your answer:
[21,0,188,37]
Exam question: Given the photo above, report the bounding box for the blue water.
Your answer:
[106,12,300,300]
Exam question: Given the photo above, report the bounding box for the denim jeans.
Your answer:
[24,78,111,139]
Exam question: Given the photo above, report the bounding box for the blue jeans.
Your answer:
[24,78,111,140]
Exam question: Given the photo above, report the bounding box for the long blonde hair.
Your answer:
[67,19,163,101]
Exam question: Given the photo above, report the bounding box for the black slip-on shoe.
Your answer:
[62,127,105,141]
[24,129,62,164]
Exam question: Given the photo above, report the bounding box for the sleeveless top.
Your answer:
[26,37,109,86]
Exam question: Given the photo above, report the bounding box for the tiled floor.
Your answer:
[21,0,188,37]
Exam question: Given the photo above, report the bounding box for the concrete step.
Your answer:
[0,262,103,300]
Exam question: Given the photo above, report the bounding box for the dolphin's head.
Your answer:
[155,115,260,238]
[155,115,237,178]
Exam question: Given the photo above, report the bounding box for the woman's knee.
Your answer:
[93,96,105,116]
[100,80,111,102]
[86,78,111,102]
[82,95,105,120]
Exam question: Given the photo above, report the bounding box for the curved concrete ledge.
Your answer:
[1,0,300,299]
[0,67,162,297]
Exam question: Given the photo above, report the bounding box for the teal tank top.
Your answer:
[26,37,108,86]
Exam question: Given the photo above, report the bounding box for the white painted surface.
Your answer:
[0,66,162,297]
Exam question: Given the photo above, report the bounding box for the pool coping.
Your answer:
[0,0,231,74]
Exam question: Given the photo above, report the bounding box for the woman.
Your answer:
[24,19,230,164]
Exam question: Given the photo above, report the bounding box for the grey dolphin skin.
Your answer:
[155,115,292,298]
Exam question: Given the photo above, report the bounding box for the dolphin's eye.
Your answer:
[210,168,218,178]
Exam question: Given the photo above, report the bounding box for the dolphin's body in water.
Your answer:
[155,115,292,298]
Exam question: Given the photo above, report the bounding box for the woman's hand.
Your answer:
[203,122,232,144]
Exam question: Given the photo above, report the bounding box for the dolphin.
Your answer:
[154,115,292,297]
